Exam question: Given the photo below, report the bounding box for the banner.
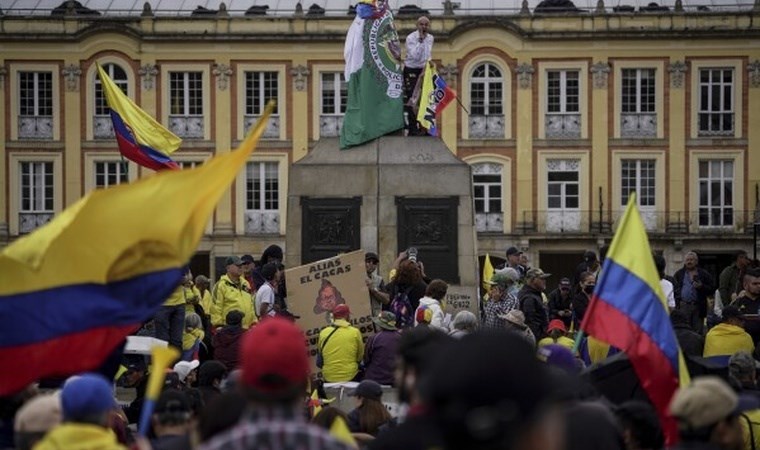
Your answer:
[284,250,373,369]
[340,3,404,149]
[416,61,456,137]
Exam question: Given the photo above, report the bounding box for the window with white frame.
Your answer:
[320,72,347,137]
[94,63,128,139]
[546,159,581,232]
[245,161,280,234]
[19,161,54,233]
[18,71,54,139]
[244,71,279,139]
[621,159,655,207]
[472,163,503,232]
[169,71,204,138]
[179,161,204,170]
[698,68,734,136]
[469,63,504,138]
[94,161,129,189]
[621,69,656,138]
[545,70,580,139]
[698,160,733,227]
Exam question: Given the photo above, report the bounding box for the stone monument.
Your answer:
[286,136,480,318]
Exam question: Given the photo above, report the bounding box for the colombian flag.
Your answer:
[0,104,274,395]
[97,64,181,171]
[416,61,456,137]
[581,194,690,445]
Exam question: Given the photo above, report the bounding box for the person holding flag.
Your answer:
[404,16,433,135]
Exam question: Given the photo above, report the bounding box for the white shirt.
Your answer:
[254,282,276,317]
[660,279,675,309]
[404,30,434,69]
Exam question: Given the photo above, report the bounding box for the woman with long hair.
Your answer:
[346,380,393,436]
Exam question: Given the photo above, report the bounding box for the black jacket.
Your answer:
[673,267,714,318]
[672,322,705,357]
[518,285,548,340]
[547,288,573,327]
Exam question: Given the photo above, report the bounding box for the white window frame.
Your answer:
[546,70,580,114]
[318,70,347,138]
[464,155,512,233]
[94,161,130,189]
[614,61,664,139]
[9,153,63,236]
[235,154,289,236]
[16,70,55,140]
[83,154,138,193]
[697,68,734,137]
[472,162,503,232]
[620,159,656,207]
[538,62,588,140]
[92,63,129,139]
[547,160,580,210]
[621,69,655,114]
[161,64,211,140]
[689,150,744,233]
[698,159,734,228]
[467,62,505,139]
[689,59,743,139]
[243,70,280,139]
[236,63,286,141]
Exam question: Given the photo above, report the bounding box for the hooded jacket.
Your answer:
[212,324,246,370]
[210,274,255,328]
[319,319,364,382]
[703,322,754,358]
[414,296,445,331]
[34,423,126,450]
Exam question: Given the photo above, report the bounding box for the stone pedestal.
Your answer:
[286,136,480,316]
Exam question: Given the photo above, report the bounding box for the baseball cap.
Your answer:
[526,268,551,280]
[61,373,116,421]
[670,376,758,429]
[487,268,520,287]
[537,344,580,374]
[559,277,571,287]
[226,256,244,266]
[365,252,380,263]
[173,360,200,383]
[547,319,567,333]
[332,304,350,319]
[240,317,310,395]
[14,392,62,433]
[351,379,383,400]
[241,254,255,264]
[506,246,522,257]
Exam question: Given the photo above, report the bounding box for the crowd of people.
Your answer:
[4,245,760,450]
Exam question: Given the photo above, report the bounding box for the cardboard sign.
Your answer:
[284,250,374,368]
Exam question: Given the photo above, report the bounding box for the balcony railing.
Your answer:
[475,212,503,232]
[320,115,344,137]
[469,114,505,139]
[93,115,115,139]
[244,115,280,139]
[545,113,581,139]
[19,212,53,234]
[245,210,280,234]
[620,113,657,138]
[517,209,758,235]
[169,115,204,138]
[18,116,53,139]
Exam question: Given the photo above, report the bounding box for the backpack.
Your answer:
[390,287,414,329]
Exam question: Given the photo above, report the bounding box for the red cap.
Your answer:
[240,318,310,393]
[332,304,350,319]
[547,319,567,333]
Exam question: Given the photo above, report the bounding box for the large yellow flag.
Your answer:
[482,253,495,292]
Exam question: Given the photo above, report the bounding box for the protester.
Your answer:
[13,392,62,450]
[212,310,246,371]
[173,360,200,388]
[654,253,676,311]
[482,268,520,330]
[573,250,600,286]
[503,246,526,279]
[720,251,751,305]
[732,268,760,344]
[197,361,227,407]
[572,271,596,327]
[319,304,365,382]
[364,311,402,386]
[547,277,573,328]
[403,15,433,135]
[415,305,433,327]
[501,309,536,346]
[241,254,256,289]
[254,262,280,320]
[673,251,715,334]
[210,256,255,329]
[155,268,192,352]
[120,357,148,424]
[195,275,213,320]
[182,312,204,361]
[519,268,551,340]
[347,380,393,436]
[448,310,478,338]
[704,305,754,361]
[614,400,665,450]
[670,309,705,358]
[728,351,759,393]
[365,252,389,316]
[35,373,125,450]
[537,343,583,375]
[538,319,575,350]
[669,376,753,450]
[150,389,193,450]
[200,317,353,450]
[384,259,428,327]
[414,279,447,330]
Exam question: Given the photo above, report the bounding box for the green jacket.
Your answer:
[35,423,126,450]
[719,263,742,304]
[319,319,364,382]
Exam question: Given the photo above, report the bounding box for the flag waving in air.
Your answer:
[580,194,690,445]
[416,61,456,137]
[97,63,181,171]
[340,0,404,149]
[0,103,274,396]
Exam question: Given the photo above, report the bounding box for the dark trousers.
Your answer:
[403,66,424,135]
[678,302,704,335]
[154,304,185,351]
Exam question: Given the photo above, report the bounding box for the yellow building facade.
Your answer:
[2,2,759,282]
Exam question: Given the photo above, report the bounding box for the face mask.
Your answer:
[583,285,595,294]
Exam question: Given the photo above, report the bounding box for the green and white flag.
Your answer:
[340,7,404,149]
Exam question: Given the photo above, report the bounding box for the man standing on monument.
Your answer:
[404,16,433,136]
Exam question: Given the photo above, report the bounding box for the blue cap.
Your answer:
[537,344,581,374]
[61,373,116,421]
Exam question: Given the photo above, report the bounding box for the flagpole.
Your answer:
[454,95,470,115]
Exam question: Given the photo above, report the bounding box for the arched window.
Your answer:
[93,63,128,139]
[469,63,504,138]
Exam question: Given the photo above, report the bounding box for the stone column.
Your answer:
[514,61,534,233]
[668,59,688,222]
[62,62,82,207]
[291,62,310,162]
[213,60,234,235]
[590,61,610,231]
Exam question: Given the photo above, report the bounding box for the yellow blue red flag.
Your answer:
[0,103,274,395]
[580,194,690,445]
[416,61,456,137]
[97,63,181,171]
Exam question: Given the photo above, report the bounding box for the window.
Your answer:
[18,71,53,139]
[698,160,733,227]
[469,63,504,138]
[245,162,280,234]
[94,161,129,188]
[621,159,655,207]
[179,161,204,170]
[546,159,580,232]
[698,69,734,136]
[546,70,580,138]
[621,69,656,138]
[472,163,502,232]
[169,71,204,138]
[93,63,128,139]
[320,72,347,137]
[244,71,279,138]
[19,161,54,233]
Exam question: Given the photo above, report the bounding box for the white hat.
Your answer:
[173,360,200,382]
